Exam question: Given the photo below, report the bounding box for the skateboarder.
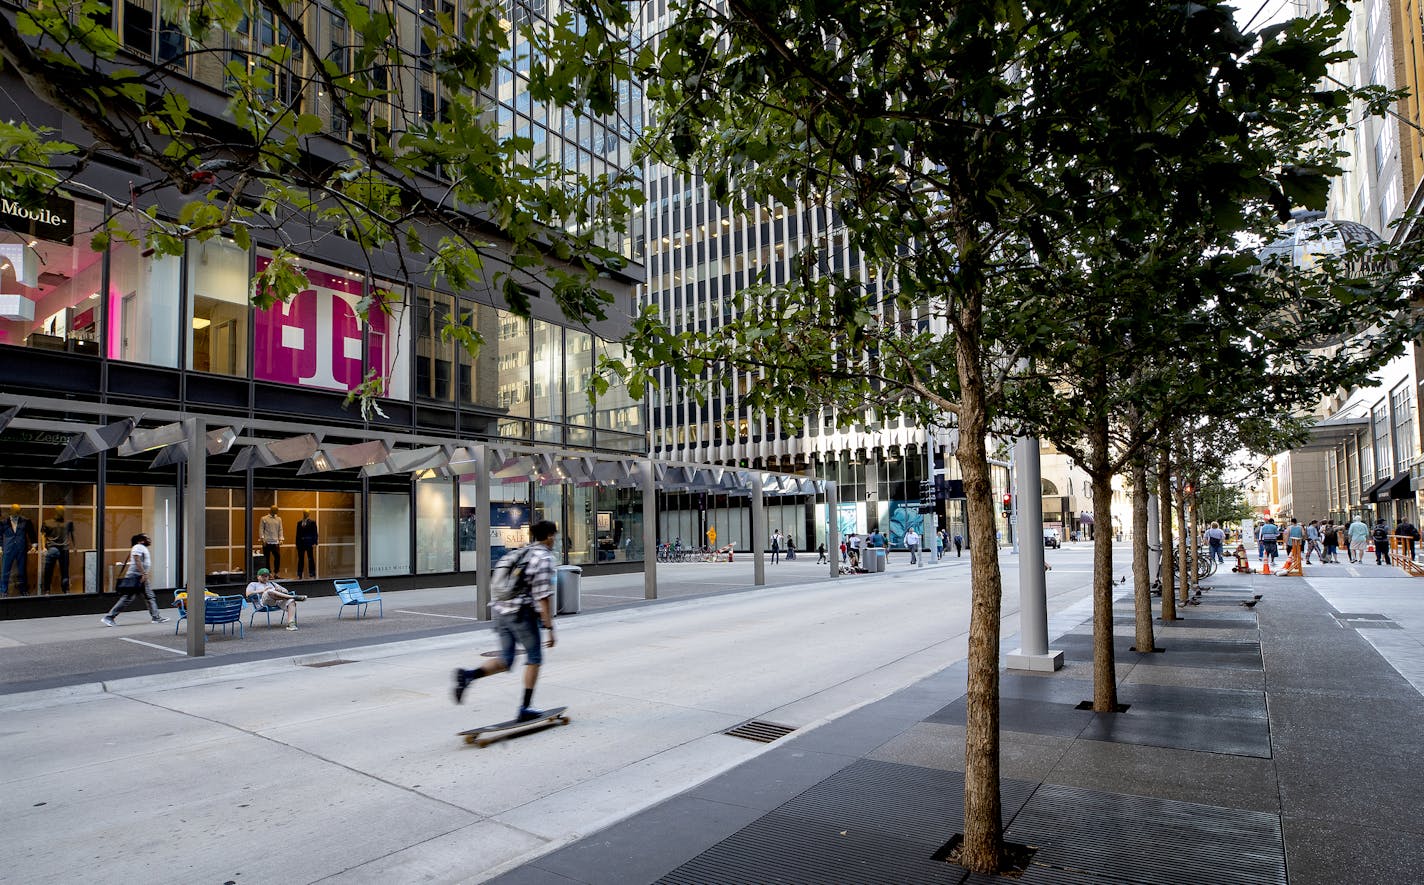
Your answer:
[453,520,558,722]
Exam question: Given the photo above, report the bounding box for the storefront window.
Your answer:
[416,477,454,573]
[253,254,400,396]
[205,487,248,584]
[0,198,104,356]
[104,484,178,592]
[0,480,96,596]
[370,490,411,576]
[250,488,361,580]
[187,238,250,376]
[109,232,182,367]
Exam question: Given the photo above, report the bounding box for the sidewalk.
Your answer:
[0,554,922,695]
[489,561,1424,884]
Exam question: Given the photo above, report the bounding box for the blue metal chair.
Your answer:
[333,579,382,619]
[246,592,287,627]
[175,594,245,638]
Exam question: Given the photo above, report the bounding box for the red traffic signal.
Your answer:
[1002,492,1012,509]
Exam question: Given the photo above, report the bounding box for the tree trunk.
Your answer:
[952,277,1004,873]
[1088,414,1119,712]
[1131,458,1156,652]
[1157,447,1177,621]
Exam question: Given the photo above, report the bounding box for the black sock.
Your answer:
[522,688,534,709]
[463,668,487,681]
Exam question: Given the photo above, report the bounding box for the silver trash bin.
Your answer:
[870,548,886,572]
[556,565,582,614]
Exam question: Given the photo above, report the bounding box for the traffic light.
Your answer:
[1002,492,1012,516]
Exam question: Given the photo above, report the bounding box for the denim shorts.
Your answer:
[495,606,542,667]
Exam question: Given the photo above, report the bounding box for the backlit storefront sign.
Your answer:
[254,259,398,394]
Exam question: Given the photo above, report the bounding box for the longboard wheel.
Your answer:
[558,716,571,725]
[463,735,476,745]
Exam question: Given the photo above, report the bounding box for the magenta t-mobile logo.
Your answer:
[254,260,390,393]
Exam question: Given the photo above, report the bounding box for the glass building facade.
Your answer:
[0,0,647,610]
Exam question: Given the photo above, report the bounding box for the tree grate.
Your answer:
[723,719,797,743]
[302,659,357,668]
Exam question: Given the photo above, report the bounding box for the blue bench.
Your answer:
[334,579,382,619]
[175,594,245,638]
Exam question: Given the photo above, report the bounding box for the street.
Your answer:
[2,545,1102,884]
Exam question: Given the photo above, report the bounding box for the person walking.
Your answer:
[816,541,827,565]
[904,527,921,565]
[1205,522,1226,563]
[101,533,167,626]
[1373,518,1393,565]
[1348,516,1369,563]
[1321,521,1339,563]
[1285,518,1306,565]
[1258,518,1281,565]
[936,529,945,561]
[453,520,558,722]
[1305,520,1322,565]
[786,536,797,561]
[953,533,963,557]
[770,529,782,565]
[1395,517,1419,562]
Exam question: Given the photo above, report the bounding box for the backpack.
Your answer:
[493,546,536,607]
[1373,525,1389,542]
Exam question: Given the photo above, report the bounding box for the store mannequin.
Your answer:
[40,505,76,594]
[259,504,284,576]
[295,510,319,578]
[1,503,37,596]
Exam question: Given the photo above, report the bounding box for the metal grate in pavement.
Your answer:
[723,719,796,743]
[301,659,357,668]
[999,783,1285,884]
[658,811,967,885]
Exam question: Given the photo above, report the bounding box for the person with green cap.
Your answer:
[245,567,307,631]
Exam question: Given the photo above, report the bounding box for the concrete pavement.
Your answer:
[0,543,1103,884]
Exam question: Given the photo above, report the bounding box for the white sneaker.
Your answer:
[286,622,298,631]
[100,616,115,627]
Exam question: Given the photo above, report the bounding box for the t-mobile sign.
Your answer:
[253,259,395,394]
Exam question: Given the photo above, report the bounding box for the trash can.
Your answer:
[869,548,886,573]
[556,565,582,614]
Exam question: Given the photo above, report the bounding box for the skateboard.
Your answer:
[459,706,570,747]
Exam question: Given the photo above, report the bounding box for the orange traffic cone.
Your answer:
[1261,557,1271,575]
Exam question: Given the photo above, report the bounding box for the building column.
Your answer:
[827,481,840,577]
[1006,436,1063,672]
[1146,490,1160,589]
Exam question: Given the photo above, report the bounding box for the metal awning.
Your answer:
[1299,414,1369,450]
[1362,475,1392,503]
[1382,472,1414,501]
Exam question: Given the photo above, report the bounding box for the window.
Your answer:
[415,291,454,401]
[187,238,250,376]
[532,320,564,425]
[0,198,103,356]
[109,231,183,368]
[416,477,454,573]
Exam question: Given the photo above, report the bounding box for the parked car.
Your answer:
[1043,530,1061,549]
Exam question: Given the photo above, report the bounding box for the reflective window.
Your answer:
[416,477,454,573]
[415,290,454,401]
[370,490,411,576]
[0,480,96,596]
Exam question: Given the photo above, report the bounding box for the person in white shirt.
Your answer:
[102,533,166,626]
[904,528,921,564]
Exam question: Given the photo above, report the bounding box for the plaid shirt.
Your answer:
[491,542,556,617]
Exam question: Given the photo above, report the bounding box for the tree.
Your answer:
[616,0,1420,872]
[0,0,642,412]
